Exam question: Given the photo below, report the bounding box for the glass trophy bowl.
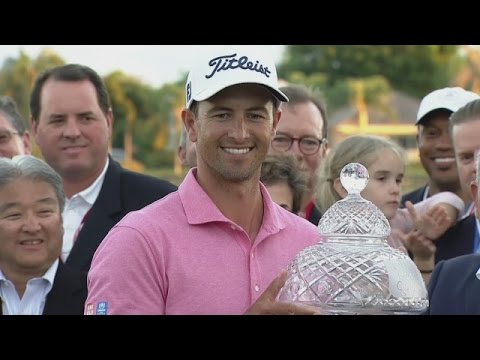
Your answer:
[277,163,428,314]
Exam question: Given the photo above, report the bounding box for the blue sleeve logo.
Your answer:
[96,301,108,315]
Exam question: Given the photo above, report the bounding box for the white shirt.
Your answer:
[0,260,58,315]
[61,158,109,262]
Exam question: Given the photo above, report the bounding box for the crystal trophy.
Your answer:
[277,163,428,314]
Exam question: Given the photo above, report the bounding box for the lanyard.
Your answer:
[73,209,91,243]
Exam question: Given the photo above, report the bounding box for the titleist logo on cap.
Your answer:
[205,53,271,79]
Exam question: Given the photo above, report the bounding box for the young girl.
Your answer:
[316,135,464,255]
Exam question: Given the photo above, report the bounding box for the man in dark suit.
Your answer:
[65,157,176,272]
[1,261,87,315]
[434,215,476,263]
[427,253,480,314]
[30,64,177,272]
[430,99,480,264]
[432,98,480,263]
[41,261,87,315]
[402,87,478,208]
[0,156,86,315]
[428,148,480,314]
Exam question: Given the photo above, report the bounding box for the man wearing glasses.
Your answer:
[269,85,328,225]
[0,97,31,158]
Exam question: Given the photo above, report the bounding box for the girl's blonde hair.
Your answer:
[316,134,406,213]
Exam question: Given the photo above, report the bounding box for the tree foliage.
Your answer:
[0,48,185,168]
[0,45,470,169]
[278,45,462,112]
[104,71,184,168]
[0,48,65,123]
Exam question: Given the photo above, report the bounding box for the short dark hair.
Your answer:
[279,84,328,139]
[449,98,480,135]
[260,154,307,214]
[189,91,281,117]
[418,108,452,127]
[0,96,27,134]
[30,64,111,122]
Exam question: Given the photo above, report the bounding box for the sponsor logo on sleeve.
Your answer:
[96,301,108,315]
[85,303,94,315]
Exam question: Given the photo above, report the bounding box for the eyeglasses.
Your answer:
[272,134,328,155]
[0,130,19,145]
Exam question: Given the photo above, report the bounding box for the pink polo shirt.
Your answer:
[85,169,321,315]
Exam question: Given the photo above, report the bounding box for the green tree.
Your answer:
[453,45,480,93]
[104,71,184,168]
[0,48,65,123]
[279,45,461,102]
[321,75,392,113]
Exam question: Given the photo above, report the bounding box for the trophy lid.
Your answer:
[318,163,390,243]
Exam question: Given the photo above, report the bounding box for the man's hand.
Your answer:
[244,271,321,315]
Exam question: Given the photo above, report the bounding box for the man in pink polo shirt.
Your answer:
[85,46,322,315]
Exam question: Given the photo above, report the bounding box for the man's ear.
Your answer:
[22,131,32,155]
[272,109,281,135]
[182,108,197,143]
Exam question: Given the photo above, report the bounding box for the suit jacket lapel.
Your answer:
[455,216,476,254]
[66,157,123,271]
[465,265,480,314]
[43,261,87,315]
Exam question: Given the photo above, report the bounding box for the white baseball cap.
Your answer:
[416,87,480,124]
[185,46,288,109]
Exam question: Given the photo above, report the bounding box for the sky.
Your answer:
[0,45,286,88]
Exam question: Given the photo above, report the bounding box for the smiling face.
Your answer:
[272,102,326,177]
[0,178,63,278]
[417,111,459,189]
[360,149,405,220]
[184,84,280,184]
[32,79,112,182]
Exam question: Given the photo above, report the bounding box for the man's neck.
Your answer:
[62,160,108,198]
[196,169,264,242]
